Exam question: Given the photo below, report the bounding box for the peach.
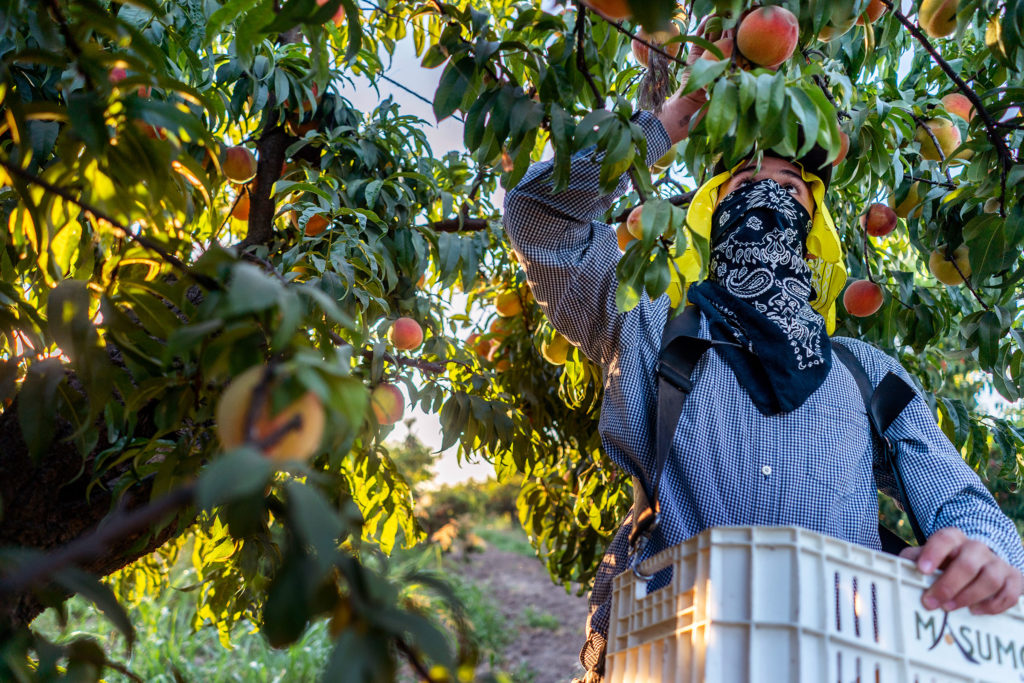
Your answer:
[216,365,325,462]
[489,317,514,341]
[929,244,971,285]
[316,0,345,27]
[388,317,424,351]
[891,181,923,219]
[856,0,888,24]
[582,0,631,20]
[304,214,329,237]
[231,191,250,221]
[109,66,151,97]
[736,6,799,68]
[919,0,958,38]
[495,290,524,317]
[370,383,404,425]
[832,131,850,167]
[843,279,884,317]
[861,203,898,237]
[626,205,645,240]
[541,332,571,366]
[914,118,961,161]
[941,92,974,122]
[701,37,734,63]
[632,24,682,67]
[467,333,493,360]
[223,146,257,184]
[616,222,636,251]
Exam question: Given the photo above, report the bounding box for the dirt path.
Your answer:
[453,546,589,682]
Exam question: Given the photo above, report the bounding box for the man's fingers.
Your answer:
[899,546,923,561]
[916,527,964,574]
[971,570,1024,615]
[944,562,1006,611]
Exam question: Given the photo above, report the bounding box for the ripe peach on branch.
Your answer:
[915,118,961,161]
[223,146,257,184]
[929,245,971,285]
[370,383,405,425]
[861,203,898,237]
[388,317,424,351]
[843,280,884,317]
[735,6,799,69]
[582,0,631,20]
[216,365,326,462]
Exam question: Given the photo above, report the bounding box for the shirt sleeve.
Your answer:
[502,111,673,368]
[838,337,1024,571]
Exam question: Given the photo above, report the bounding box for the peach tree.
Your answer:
[0,0,1022,679]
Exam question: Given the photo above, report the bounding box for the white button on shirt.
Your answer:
[762,465,773,476]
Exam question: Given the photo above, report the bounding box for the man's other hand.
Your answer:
[899,527,1023,615]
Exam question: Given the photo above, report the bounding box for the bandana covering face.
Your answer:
[687,178,833,415]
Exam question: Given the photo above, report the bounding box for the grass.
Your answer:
[32,560,334,683]
[520,606,560,632]
[473,517,535,558]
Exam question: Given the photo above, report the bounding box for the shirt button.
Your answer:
[761,465,772,476]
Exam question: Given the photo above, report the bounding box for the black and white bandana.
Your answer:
[688,178,832,415]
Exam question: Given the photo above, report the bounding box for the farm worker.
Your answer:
[501,29,1024,683]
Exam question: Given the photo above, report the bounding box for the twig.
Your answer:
[575,5,605,108]
[327,331,446,374]
[945,250,991,311]
[628,168,649,203]
[911,113,955,185]
[0,158,221,291]
[395,638,439,683]
[591,13,691,69]
[0,485,196,596]
[611,191,695,224]
[907,174,956,189]
[811,74,851,121]
[881,0,1012,217]
[429,217,491,233]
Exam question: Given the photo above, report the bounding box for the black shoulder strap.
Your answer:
[630,306,743,548]
[832,341,927,547]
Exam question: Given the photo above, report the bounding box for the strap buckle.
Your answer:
[628,512,660,582]
[657,358,694,393]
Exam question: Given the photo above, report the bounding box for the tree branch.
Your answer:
[428,217,492,233]
[0,484,195,597]
[611,191,695,224]
[882,0,1012,216]
[0,158,221,291]
[239,112,291,250]
[326,331,446,374]
[575,5,604,108]
[907,174,956,189]
[589,10,691,69]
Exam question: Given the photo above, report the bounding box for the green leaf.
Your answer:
[52,566,135,649]
[17,359,65,462]
[262,552,314,649]
[434,57,470,121]
[285,481,343,570]
[196,448,272,511]
[706,78,738,145]
[682,58,729,97]
[227,263,283,316]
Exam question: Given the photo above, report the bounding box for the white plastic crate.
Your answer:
[606,526,1024,683]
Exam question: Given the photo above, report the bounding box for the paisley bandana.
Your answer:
[687,178,832,415]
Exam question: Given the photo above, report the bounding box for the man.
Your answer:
[501,37,1024,681]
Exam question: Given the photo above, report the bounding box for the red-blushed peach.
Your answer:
[843,279,884,317]
[941,92,974,122]
[582,0,631,20]
[370,383,404,425]
[915,118,961,161]
[832,131,850,167]
[736,6,799,68]
[223,146,257,184]
[388,317,424,351]
[231,191,250,221]
[861,203,898,237]
[632,24,682,67]
[856,0,887,24]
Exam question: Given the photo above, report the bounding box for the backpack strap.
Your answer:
[831,341,927,548]
[628,306,745,557]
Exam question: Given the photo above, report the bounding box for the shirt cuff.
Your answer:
[633,110,673,168]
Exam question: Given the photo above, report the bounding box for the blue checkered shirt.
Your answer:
[502,111,1024,648]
